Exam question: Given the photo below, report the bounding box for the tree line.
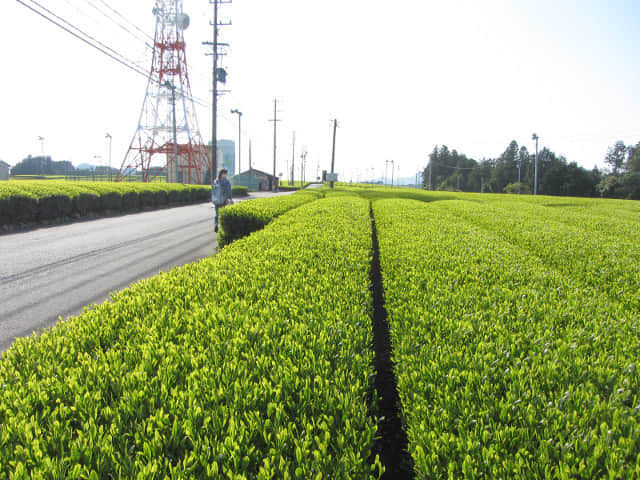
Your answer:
[10,155,115,177]
[423,140,640,199]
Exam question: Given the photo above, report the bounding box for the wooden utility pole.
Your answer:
[533,133,540,195]
[203,0,231,180]
[391,160,395,187]
[301,150,307,185]
[270,99,281,188]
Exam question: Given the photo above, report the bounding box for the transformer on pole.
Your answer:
[118,0,210,184]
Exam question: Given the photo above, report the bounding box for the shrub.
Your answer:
[218,190,323,245]
[0,197,380,478]
[73,192,100,216]
[373,198,640,479]
[232,185,249,197]
[0,185,37,224]
[0,181,212,227]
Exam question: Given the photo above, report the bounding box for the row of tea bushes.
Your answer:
[0,196,382,479]
[218,189,324,245]
[373,198,640,479]
[0,181,210,225]
[438,198,640,312]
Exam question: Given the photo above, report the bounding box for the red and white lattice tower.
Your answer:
[118,0,211,184]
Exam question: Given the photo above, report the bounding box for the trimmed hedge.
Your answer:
[0,197,380,478]
[232,185,249,197]
[374,198,640,479]
[0,181,210,227]
[218,190,324,245]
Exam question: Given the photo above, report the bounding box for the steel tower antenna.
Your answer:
[118,0,210,183]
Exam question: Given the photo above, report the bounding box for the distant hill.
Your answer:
[75,163,95,171]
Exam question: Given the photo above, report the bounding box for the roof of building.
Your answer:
[0,160,10,168]
[234,168,277,179]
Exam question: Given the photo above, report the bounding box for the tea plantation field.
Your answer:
[0,186,638,479]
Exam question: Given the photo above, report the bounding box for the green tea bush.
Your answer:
[0,181,211,226]
[373,198,640,479]
[218,190,324,245]
[0,197,381,479]
[0,185,37,224]
[232,185,249,197]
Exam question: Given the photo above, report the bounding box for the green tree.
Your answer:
[490,141,519,192]
[626,142,640,173]
[605,141,627,174]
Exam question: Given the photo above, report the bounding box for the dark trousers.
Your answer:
[214,204,221,228]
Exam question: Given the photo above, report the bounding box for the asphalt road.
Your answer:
[0,191,290,352]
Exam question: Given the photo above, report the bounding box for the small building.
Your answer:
[0,161,9,181]
[232,169,279,191]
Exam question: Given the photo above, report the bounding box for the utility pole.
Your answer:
[210,0,219,179]
[428,160,432,191]
[38,136,44,157]
[204,0,231,181]
[291,131,295,186]
[330,119,338,188]
[164,81,179,182]
[270,99,281,189]
[384,160,390,186]
[518,157,521,194]
[391,160,395,187]
[231,109,242,173]
[105,133,112,182]
[249,139,252,170]
[301,149,307,185]
[532,133,539,195]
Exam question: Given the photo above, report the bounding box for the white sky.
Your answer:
[1,0,639,181]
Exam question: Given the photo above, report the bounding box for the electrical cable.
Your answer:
[95,0,155,43]
[17,0,151,80]
[81,0,154,50]
[17,0,211,109]
[427,161,484,170]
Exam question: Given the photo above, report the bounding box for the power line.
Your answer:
[81,0,154,50]
[16,0,211,110]
[58,0,155,81]
[428,161,483,171]
[17,0,150,79]
[95,0,155,43]
[51,0,212,101]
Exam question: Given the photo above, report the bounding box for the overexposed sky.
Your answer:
[1,0,639,181]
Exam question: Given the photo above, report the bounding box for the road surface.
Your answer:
[0,192,290,352]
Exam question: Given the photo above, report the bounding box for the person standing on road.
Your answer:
[212,168,233,233]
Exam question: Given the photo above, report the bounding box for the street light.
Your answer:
[532,133,539,195]
[38,136,45,157]
[105,133,112,182]
[230,109,242,174]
